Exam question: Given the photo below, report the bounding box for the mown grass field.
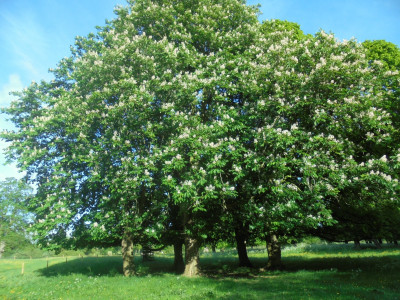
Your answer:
[1,244,399,299]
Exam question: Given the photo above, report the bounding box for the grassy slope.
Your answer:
[1,244,399,300]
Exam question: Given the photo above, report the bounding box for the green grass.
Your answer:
[1,244,399,299]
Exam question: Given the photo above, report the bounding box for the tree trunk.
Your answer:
[212,244,216,253]
[354,238,361,249]
[0,241,5,259]
[266,234,282,270]
[170,202,185,273]
[142,245,154,261]
[234,227,252,267]
[173,240,185,274]
[373,239,382,248]
[122,232,135,277]
[183,236,199,277]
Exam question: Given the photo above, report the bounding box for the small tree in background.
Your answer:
[0,178,33,258]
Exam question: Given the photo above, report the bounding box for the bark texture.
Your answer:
[122,233,135,277]
[0,241,5,259]
[234,226,253,267]
[266,234,282,270]
[183,236,199,277]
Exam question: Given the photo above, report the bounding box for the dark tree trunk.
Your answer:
[122,231,135,277]
[266,234,282,270]
[183,236,199,277]
[373,239,382,248]
[142,245,154,261]
[354,239,361,249]
[234,226,253,267]
[394,240,398,245]
[169,201,185,273]
[212,244,216,253]
[173,240,185,274]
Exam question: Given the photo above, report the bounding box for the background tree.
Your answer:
[241,22,398,268]
[0,178,33,258]
[313,40,400,245]
[311,39,400,246]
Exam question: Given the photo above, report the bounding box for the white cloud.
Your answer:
[0,74,23,107]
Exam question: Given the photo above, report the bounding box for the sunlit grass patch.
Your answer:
[0,244,399,299]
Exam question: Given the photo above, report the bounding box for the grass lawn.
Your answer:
[1,244,399,299]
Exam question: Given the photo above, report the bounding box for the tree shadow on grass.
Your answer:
[197,271,392,300]
[31,251,400,299]
[199,253,400,279]
[281,254,400,273]
[36,256,176,277]
[198,254,400,299]
[36,251,400,281]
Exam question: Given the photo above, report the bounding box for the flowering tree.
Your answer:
[236,20,399,268]
[314,40,400,246]
[2,0,399,276]
[1,0,260,276]
[316,40,400,245]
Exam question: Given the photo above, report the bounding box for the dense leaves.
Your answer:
[1,0,399,274]
[0,178,33,257]
[315,39,400,243]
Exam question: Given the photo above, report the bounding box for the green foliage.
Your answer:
[0,178,34,257]
[260,19,309,40]
[0,0,399,262]
[314,39,400,243]
[0,178,32,231]
[1,231,33,257]
[363,40,400,71]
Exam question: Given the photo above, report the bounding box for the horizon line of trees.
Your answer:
[1,0,400,276]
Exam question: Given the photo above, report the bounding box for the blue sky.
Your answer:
[1,0,399,180]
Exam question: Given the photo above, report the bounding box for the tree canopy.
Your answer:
[1,0,399,276]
